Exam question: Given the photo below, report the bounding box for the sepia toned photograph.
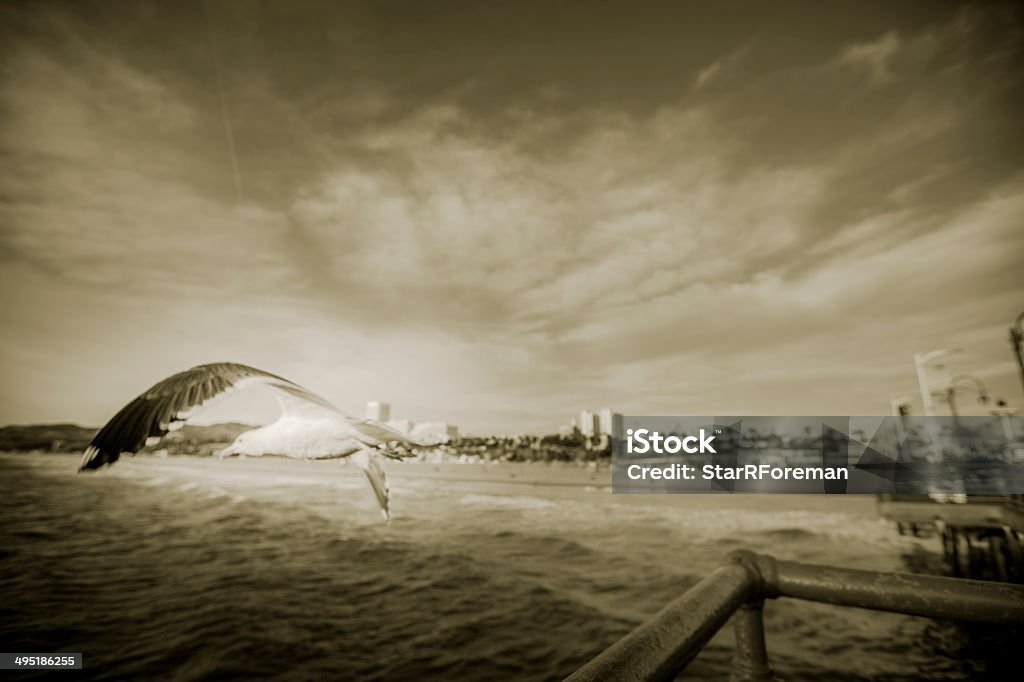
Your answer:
[1,1,1023,679]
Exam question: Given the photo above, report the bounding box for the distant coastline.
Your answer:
[0,423,610,464]
[0,451,613,490]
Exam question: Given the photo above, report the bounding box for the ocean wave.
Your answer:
[458,494,557,510]
[0,453,982,680]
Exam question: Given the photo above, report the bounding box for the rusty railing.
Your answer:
[565,550,1024,681]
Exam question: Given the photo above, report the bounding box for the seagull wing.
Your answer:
[342,417,429,454]
[350,449,392,522]
[80,362,421,471]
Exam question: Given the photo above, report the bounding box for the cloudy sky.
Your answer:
[1,0,1022,433]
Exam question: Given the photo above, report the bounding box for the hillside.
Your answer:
[0,424,96,452]
[0,423,256,454]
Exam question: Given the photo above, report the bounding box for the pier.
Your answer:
[877,493,1024,582]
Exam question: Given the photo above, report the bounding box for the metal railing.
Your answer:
[565,551,1024,682]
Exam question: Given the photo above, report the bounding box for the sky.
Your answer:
[1,0,1022,434]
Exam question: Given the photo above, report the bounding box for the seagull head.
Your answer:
[216,442,240,458]
[218,430,254,458]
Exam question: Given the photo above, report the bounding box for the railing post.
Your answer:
[730,599,775,682]
[563,561,759,682]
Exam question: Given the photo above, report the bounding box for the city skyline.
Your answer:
[364,400,459,441]
[1,1,1023,434]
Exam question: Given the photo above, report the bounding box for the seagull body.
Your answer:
[79,362,426,520]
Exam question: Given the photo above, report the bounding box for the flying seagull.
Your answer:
[79,362,428,521]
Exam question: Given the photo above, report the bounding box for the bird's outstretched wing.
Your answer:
[343,418,430,457]
[350,449,392,522]
[79,362,394,471]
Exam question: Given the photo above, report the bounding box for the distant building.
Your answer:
[579,409,598,437]
[598,407,623,436]
[568,407,623,439]
[411,422,459,444]
[366,401,390,422]
[387,418,413,433]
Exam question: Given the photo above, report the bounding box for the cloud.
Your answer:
[1,2,1022,431]
[694,61,723,90]
[838,31,901,84]
[692,46,749,92]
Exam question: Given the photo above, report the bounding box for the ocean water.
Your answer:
[0,454,1011,680]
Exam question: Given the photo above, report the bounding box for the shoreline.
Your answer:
[0,451,614,488]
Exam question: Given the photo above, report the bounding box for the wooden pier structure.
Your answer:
[877,494,1024,582]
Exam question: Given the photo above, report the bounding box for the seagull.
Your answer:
[78,362,428,521]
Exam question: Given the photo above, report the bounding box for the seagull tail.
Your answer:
[350,449,390,522]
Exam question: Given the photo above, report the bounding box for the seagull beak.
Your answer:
[216,446,236,459]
